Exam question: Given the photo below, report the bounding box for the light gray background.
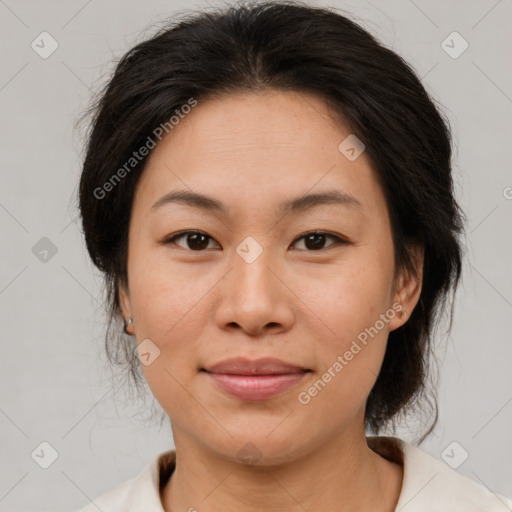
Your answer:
[1,0,511,510]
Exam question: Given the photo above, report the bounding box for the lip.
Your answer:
[203,372,310,400]
[202,356,310,375]
[201,357,311,401]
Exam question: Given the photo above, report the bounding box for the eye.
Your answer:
[163,230,349,252]
[164,231,220,251]
[290,231,349,251]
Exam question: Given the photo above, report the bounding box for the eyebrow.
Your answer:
[150,189,362,216]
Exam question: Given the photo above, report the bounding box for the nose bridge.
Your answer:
[232,235,276,295]
[215,235,293,334]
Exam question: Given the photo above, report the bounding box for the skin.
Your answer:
[119,89,423,512]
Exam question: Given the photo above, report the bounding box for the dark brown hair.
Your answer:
[77,0,465,442]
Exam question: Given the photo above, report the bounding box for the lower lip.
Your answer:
[203,371,309,400]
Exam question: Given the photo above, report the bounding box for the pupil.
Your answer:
[189,233,208,250]
[306,234,325,250]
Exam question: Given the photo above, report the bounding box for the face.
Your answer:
[119,89,422,464]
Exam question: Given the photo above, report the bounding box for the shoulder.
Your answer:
[75,450,176,512]
[75,477,133,511]
[368,436,512,512]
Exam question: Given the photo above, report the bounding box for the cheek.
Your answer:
[129,260,208,416]
[298,287,391,417]
[298,248,394,390]
[126,256,210,397]
[128,248,209,335]
[306,251,394,338]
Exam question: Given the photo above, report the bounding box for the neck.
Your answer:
[161,428,403,512]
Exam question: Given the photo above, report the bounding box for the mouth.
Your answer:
[200,357,312,401]
[201,371,311,401]
[201,356,311,375]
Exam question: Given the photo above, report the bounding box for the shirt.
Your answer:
[76,436,512,511]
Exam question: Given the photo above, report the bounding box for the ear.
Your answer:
[118,279,134,335]
[388,244,423,332]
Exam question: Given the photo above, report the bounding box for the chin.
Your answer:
[200,424,313,468]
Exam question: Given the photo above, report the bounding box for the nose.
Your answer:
[214,247,295,337]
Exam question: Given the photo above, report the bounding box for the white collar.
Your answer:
[368,436,511,511]
[81,436,512,511]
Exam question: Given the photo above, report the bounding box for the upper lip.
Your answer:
[202,357,310,375]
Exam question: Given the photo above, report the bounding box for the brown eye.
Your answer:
[164,230,349,252]
[291,232,348,251]
[165,231,218,251]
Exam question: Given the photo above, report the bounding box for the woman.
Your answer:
[76,1,512,510]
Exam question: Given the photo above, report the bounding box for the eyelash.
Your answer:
[162,230,350,252]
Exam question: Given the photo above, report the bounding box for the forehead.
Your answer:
[133,89,385,220]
